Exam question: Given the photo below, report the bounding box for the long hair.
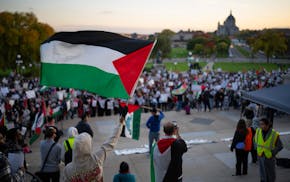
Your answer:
[236,119,247,135]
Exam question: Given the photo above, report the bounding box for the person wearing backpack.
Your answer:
[230,119,249,176]
[62,127,78,166]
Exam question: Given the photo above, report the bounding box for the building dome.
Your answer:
[216,11,239,36]
[226,11,235,22]
[226,14,235,22]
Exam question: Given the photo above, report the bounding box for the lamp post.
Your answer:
[15,54,23,74]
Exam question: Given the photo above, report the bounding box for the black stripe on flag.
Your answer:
[42,31,154,55]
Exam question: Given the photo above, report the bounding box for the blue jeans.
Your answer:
[149,131,160,154]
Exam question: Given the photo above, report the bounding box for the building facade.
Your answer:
[216,11,239,36]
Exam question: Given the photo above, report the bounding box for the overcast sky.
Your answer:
[1,0,290,34]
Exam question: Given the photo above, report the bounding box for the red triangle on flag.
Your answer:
[113,43,154,96]
[120,102,140,113]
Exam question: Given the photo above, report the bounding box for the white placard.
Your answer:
[159,93,169,103]
[92,100,97,107]
[23,83,28,89]
[57,91,64,100]
[26,90,36,99]
[66,100,71,111]
[1,87,9,96]
[9,100,15,106]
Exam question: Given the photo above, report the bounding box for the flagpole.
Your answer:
[141,105,161,112]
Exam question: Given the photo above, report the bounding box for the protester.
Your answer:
[230,119,251,176]
[153,121,187,182]
[62,127,78,165]
[243,106,255,127]
[39,127,62,182]
[6,128,25,175]
[0,126,8,154]
[43,116,63,142]
[63,116,125,181]
[250,121,258,164]
[75,112,94,138]
[254,118,283,182]
[113,161,136,182]
[146,108,164,154]
[202,89,211,112]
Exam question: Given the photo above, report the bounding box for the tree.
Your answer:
[251,29,287,63]
[193,44,204,55]
[151,29,175,58]
[216,42,229,57]
[0,11,54,70]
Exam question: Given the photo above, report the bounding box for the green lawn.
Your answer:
[235,46,251,58]
[145,61,207,72]
[169,48,188,58]
[213,62,289,72]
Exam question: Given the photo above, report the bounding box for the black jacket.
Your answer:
[163,138,188,182]
[231,130,246,151]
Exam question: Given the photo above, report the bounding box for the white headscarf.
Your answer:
[67,127,78,138]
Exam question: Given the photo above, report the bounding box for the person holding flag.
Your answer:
[63,115,125,181]
[146,108,164,154]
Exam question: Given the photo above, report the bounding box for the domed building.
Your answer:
[216,11,239,36]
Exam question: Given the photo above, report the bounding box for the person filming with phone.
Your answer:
[153,121,188,182]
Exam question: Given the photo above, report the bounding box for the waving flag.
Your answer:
[120,103,141,140]
[40,31,155,99]
[171,83,188,95]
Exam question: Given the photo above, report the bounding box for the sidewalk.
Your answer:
[25,109,290,182]
[202,61,214,72]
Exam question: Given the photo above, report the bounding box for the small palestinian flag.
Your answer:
[120,103,141,140]
[40,31,155,99]
[171,83,188,95]
[29,112,44,145]
[51,106,62,118]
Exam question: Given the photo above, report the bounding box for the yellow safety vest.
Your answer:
[63,137,75,152]
[254,128,279,158]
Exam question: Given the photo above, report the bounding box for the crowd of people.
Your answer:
[0,64,288,181]
[0,66,288,134]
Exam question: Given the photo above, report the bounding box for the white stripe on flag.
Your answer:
[41,40,125,74]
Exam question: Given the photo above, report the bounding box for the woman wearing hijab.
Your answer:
[62,127,78,165]
[63,116,125,181]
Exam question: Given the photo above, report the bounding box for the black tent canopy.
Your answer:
[241,84,290,114]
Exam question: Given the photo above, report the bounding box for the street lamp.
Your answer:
[15,54,23,74]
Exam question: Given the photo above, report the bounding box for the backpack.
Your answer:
[244,127,252,151]
[64,140,73,165]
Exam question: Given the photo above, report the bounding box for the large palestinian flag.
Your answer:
[40,31,155,99]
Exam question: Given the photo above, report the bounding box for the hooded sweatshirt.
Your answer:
[63,123,123,182]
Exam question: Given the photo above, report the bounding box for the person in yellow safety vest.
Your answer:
[254,118,283,182]
[62,127,78,165]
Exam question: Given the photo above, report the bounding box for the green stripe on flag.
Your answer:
[29,134,41,145]
[132,108,141,140]
[41,62,129,99]
[150,143,156,182]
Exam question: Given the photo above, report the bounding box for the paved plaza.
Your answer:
[25,109,290,182]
